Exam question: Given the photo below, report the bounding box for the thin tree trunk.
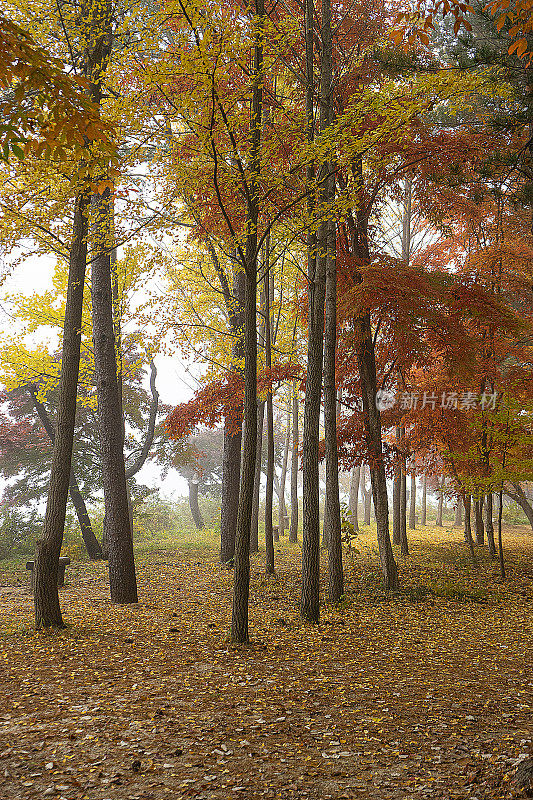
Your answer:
[497,487,506,580]
[409,469,416,530]
[34,191,90,628]
[230,0,263,643]
[421,474,427,526]
[250,401,264,553]
[453,496,463,528]
[485,493,496,558]
[463,494,477,565]
[321,0,342,602]
[264,247,275,573]
[188,479,204,530]
[301,0,323,624]
[507,482,533,531]
[29,386,103,560]
[392,427,401,544]
[348,465,360,531]
[436,478,444,527]
[289,384,299,542]
[278,401,291,534]
[399,465,408,556]
[474,497,485,545]
[363,466,372,525]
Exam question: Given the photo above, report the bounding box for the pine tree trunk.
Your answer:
[188,479,204,530]
[485,493,496,558]
[474,497,485,545]
[348,465,360,531]
[409,470,416,530]
[34,191,90,628]
[230,0,263,643]
[250,402,264,553]
[29,386,103,560]
[421,474,427,526]
[91,189,138,605]
[289,384,299,543]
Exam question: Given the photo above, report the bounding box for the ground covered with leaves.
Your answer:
[0,526,531,800]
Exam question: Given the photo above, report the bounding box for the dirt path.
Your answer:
[0,530,531,799]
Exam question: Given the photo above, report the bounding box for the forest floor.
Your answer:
[0,525,531,800]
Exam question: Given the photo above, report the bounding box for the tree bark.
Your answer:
[408,468,416,530]
[188,478,204,530]
[436,478,444,527]
[474,497,485,545]
[463,494,477,565]
[28,386,103,560]
[124,360,160,479]
[348,465,360,531]
[399,466,408,556]
[392,428,401,544]
[421,474,427,526]
[91,188,138,605]
[507,482,533,531]
[485,493,496,558]
[34,191,90,628]
[453,495,463,527]
[301,0,324,624]
[250,401,264,553]
[278,401,291,534]
[230,0,263,643]
[263,247,275,573]
[363,466,372,526]
[289,383,299,542]
[356,312,398,589]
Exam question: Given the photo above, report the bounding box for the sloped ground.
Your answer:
[0,526,531,800]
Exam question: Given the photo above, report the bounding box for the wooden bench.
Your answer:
[26,557,71,590]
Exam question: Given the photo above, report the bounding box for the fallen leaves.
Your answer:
[0,525,531,798]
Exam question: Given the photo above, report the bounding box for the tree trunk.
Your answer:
[436,478,444,527]
[289,383,299,543]
[29,386,103,560]
[348,465,360,531]
[263,249,275,573]
[34,191,90,628]
[474,497,485,545]
[188,479,204,530]
[124,360,160,479]
[361,466,371,525]
[278,401,291,535]
[356,313,398,589]
[421,474,427,526]
[507,482,533,531]
[250,402,264,553]
[497,486,506,580]
[230,0,263,643]
[301,0,323,624]
[409,469,416,530]
[463,494,477,565]
[321,0,342,602]
[399,465,408,556]
[485,493,496,558]
[392,427,401,544]
[453,496,463,528]
[91,188,138,605]
[221,267,245,562]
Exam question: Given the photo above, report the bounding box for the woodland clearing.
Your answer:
[0,526,531,800]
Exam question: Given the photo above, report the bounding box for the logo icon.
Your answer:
[375,390,396,411]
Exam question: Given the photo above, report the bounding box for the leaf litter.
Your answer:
[0,525,531,799]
